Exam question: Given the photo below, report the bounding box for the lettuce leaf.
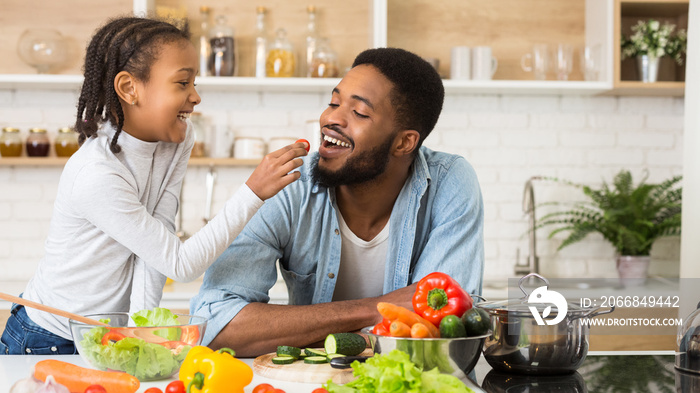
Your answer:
[324,350,473,393]
[131,307,180,341]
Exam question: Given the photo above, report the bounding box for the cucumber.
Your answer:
[271,356,296,365]
[324,333,366,356]
[461,307,491,336]
[304,348,327,357]
[303,356,329,364]
[277,345,302,359]
[326,353,346,360]
[439,314,467,338]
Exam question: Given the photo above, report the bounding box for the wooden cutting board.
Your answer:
[253,348,373,384]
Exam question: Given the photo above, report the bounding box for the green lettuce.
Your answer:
[131,307,180,341]
[324,350,474,393]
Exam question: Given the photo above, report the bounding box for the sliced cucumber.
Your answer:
[324,333,366,356]
[277,345,302,359]
[327,353,346,360]
[304,356,329,364]
[304,348,327,357]
[271,356,296,365]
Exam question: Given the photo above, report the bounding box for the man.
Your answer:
[191,47,484,356]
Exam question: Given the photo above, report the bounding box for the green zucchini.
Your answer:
[276,345,302,359]
[271,356,296,365]
[304,348,327,357]
[326,353,346,360]
[439,315,467,338]
[324,333,366,356]
[303,356,329,364]
[461,307,491,336]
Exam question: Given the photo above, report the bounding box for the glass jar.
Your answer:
[190,112,207,157]
[310,38,339,78]
[54,127,79,157]
[0,127,23,157]
[208,14,236,77]
[266,28,295,77]
[26,128,50,157]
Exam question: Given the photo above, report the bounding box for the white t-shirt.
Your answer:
[332,211,389,301]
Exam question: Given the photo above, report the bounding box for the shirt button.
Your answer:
[328,273,335,279]
[25,348,32,354]
[51,346,58,352]
[334,229,339,235]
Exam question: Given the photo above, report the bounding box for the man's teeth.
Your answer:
[177,113,191,120]
[323,134,350,147]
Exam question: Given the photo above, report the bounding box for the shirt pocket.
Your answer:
[279,265,316,305]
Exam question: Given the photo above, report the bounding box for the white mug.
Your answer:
[450,46,471,80]
[471,46,498,80]
[233,137,266,159]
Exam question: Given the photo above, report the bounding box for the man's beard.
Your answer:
[311,134,394,188]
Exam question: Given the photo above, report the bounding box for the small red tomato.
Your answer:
[312,389,329,393]
[295,138,310,152]
[84,385,107,393]
[253,383,275,393]
[144,388,164,393]
[165,380,186,393]
[271,389,286,393]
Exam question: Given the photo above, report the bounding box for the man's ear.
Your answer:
[393,130,420,157]
[114,71,138,105]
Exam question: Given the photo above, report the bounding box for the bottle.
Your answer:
[0,127,23,157]
[26,128,50,157]
[198,6,211,77]
[54,127,79,157]
[254,6,268,78]
[266,28,295,77]
[310,38,339,78]
[304,5,318,77]
[208,14,236,77]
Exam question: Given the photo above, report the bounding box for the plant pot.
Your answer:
[616,255,651,287]
[636,55,661,83]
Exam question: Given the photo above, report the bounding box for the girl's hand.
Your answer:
[246,141,308,200]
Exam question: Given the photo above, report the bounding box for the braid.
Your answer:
[75,16,190,154]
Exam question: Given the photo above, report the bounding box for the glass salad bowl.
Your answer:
[69,312,207,381]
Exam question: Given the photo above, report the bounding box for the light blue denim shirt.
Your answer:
[191,146,485,345]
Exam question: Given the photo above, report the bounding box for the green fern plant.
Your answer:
[536,170,682,256]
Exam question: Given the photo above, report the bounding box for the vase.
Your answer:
[616,255,651,287]
[636,55,661,83]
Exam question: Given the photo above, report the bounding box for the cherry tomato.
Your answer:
[165,380,186,393]
[144,388,164,393]
[312,389,329,393]
[252,383,275,393]
[295,138,310,152]
[84,385,107,393]
[271,389,286,393]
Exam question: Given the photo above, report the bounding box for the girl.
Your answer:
[0,16,307,355]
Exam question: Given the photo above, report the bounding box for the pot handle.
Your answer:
[518,273,550,298]
[471,294,488,303]
[570,304,616,322]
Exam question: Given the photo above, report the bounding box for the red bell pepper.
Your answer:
[412,272,473,326]
[100,330,126,345]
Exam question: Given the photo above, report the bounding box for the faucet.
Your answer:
[514,176,540,276]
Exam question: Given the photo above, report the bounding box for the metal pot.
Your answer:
[478,273,614,375]
[676,301,700,374]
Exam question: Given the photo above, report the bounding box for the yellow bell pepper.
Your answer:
[179,346,253,393]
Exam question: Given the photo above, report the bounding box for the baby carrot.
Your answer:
[34,359,140,393]
[389,320,412,337]
[376,302,440,338]
[410,322,433,338]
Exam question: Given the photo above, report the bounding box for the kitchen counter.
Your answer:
[0,350,688,392]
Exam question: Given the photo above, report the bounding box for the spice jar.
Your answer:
[0,127,23,157]
[310,38,339,78]
[208,14,237,77]
[54,127,79,157]
[26,128,50,157]
[266,28,295,77]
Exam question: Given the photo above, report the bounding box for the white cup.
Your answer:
[233,137,266,159]
[471,46,498,80]
[450,46,471,80]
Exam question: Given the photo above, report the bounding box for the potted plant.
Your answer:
[537,170,682,284]
[621,19,687,83]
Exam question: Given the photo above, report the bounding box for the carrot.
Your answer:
[34,359,139,393]
[376,302,440,338]
[389,320,412,337]
[410,322,433,338]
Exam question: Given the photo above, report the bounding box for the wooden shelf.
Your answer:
[0,157,261,167]
[609,81,685,96]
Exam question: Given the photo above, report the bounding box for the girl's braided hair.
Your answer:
[75,16,190,153]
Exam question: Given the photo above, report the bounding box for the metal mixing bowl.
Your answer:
[361,327,488,378]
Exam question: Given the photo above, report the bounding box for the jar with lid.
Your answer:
[0,127,23,157]
[26,128,50,157]
[266,28,295,77]
[208,14,236,76]
[190,112,208,157]
[310,38,339,78]
[54,127,79,157]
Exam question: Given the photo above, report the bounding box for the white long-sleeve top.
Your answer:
[23,122,263,339]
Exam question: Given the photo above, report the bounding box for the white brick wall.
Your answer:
[0,89,684,285]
